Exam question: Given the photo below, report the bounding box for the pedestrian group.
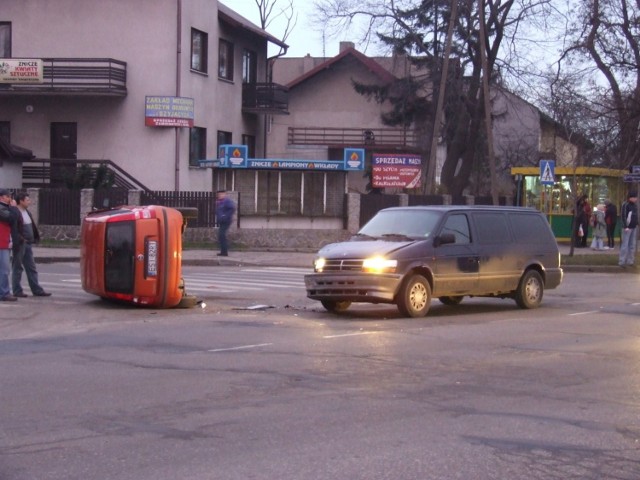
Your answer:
[0,188,51,302]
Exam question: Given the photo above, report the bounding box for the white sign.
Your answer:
[0,59,44,84]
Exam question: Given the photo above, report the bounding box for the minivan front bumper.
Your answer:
[304,272,403,303]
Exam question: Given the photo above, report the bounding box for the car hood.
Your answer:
[317,240,415,259]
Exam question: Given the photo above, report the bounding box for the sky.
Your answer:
[221,0,355,58]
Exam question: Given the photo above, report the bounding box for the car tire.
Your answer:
[439,295,463,306]
[321,300,352,313]
[515,270,543,309]
[397,274,431,318]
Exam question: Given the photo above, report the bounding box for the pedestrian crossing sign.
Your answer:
[539,160,555,185]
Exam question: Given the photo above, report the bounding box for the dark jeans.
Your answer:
[11,242,46,295]
[606,223,616,248]
[218,221,231,255]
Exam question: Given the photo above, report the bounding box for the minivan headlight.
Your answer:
[362,256,397,274]
[314,257,326,273]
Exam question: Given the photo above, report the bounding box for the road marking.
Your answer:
[207,343,273,353]
[323,332,377,339]
[568,310,600,316]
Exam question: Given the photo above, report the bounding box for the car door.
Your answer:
[432,213,479,296]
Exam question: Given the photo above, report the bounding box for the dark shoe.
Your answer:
[33,292,52,297]
[217,253,228,257]
[13,292,28,298]
[1,295,17,302]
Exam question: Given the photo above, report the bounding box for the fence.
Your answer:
[140,190,216,227]
[39,188,81,225]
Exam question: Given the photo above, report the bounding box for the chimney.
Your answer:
[339,41,355,53]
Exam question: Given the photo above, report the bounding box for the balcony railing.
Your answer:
[288,127,418,148]
[242,82,289,114]
[0,58,126,96]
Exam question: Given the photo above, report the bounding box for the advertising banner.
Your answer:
[0,59,44,84]
[372,153,422,188]
[145,96,194,127]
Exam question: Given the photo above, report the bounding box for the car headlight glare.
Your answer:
[314,257,326,272]
[362,256,397,274]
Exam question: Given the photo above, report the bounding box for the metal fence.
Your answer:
[38,188,81,225]
[140,190,216,227]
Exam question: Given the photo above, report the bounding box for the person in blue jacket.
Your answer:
[215,190,236,257]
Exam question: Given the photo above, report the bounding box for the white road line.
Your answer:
[568,310,600,316]
[207,343,273,353]
[323,332,377,339]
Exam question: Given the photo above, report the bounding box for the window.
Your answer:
[510,214,551,244]
[217,130,232,150]
[474,213,511,244]
[0,22,10,58]
[218,39,234,80]
[189,127,207,167]
[440,214,471,244]
[242,49,257,84]
[191,28,208,73]
[241,134,256,158]
[0,121,9,142]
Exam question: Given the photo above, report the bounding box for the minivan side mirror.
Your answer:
[434,233,456,247]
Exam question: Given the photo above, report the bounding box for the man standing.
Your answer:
[619,191,638,268]
[11,192,51,297]
[215,190,236,257]
[0,189,18,301]
[604,199,618,249]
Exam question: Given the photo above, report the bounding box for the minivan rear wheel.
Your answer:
[397,274,431,317]
[321,300,352,313]
[515,270,543,309]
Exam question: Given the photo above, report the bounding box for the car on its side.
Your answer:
[304,205,563,317]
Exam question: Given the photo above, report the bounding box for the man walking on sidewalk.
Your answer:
[619,191,638,268]
[10,192,51,297]
[215,190,236,257]
[0,189,18,301]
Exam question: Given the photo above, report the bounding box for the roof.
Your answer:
[218,1,288,50]
[286,47,397,89]
[0,138,34,161]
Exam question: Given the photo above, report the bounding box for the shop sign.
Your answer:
[372,153,422,188]
[145,96,194,127]
[0,59,43,84]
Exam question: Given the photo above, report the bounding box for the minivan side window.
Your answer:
[440,214,471,244]
[474,213,511,244]
[510,213,550,243]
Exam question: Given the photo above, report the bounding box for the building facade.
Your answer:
[0,0,287,191]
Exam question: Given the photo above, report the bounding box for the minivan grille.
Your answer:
[322,259,363,271]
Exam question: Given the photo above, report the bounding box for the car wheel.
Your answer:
[439,295,463,306]
[515,270,543,309]
[321,300,352,313]
[397,274,431,317]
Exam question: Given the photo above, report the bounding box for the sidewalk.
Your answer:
[32,243,624,271]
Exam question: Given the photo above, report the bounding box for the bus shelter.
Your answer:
[510,166,628,241]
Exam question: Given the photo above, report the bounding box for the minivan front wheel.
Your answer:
[515,270,543,309]
[397,274,431,317]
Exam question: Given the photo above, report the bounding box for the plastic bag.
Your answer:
[578,224,584,237]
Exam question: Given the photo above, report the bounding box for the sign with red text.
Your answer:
[372,153,422,188]
[0,59,43,84]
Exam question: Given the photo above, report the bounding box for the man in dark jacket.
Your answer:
[10,192,51,297]
[0,188,18,301]
[604,199,618,249]
[619,191,638,267]
[215,190,236,257]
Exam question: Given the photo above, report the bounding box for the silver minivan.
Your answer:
[304,206,563,317]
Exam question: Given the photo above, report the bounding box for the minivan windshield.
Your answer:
[358,209,441,239]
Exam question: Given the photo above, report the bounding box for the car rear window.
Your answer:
[509,213,551,243]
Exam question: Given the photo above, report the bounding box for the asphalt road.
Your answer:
[0,266,639,480]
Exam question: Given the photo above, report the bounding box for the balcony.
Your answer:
[0,58,126,96]
[242,82,289,114]
[288,127,418,148]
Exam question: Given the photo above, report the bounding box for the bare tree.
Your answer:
[254,0,297,55]
[560,0,640,171]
